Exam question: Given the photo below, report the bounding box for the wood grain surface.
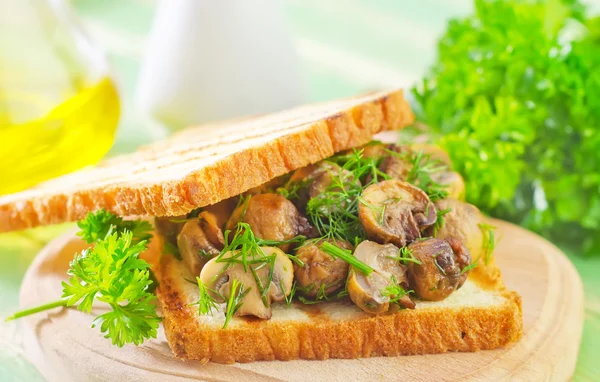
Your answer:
[18,219,583,381]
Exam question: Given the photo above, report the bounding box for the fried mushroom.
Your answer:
[406,237,471,301]
[358,179,436,247]
[200,247,294,320]
[177,211,224,276]
[428,198,485,261]
[294,239,352,297]
[287,162,358,211]
[347,240,414,314]
[226,193,313,252]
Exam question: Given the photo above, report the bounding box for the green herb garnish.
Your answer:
[306,149,389,243]
[7,211,160,347]
[77,209,152,245]
[432,208,452,237]
[403,150,449,202]
[223,279,250,329]
[478,222,497,265]
[399,246,422,265]
[297,284,348,305]
[380,275,412,306]
[461,262,479,275]
[283,281,297,308]
[413,0,600,255]
[320,241,373,275]
[192,277,219,316]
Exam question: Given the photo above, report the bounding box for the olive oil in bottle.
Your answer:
[0,77,120,195]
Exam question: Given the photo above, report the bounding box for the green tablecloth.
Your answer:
[1,1,598,380]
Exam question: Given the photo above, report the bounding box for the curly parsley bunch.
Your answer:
[7,211,160,346]
[413,0,600,254]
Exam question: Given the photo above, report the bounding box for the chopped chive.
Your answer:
[320,241,373,275]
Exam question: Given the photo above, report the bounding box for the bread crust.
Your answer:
[0,90,413,232]
[156,246,523,364]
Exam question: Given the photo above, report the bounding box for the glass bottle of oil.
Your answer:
[0,0,120,195]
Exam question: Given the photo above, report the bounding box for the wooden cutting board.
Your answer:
[18,219,583,381]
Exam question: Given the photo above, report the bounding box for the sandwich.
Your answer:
[1,89,522,364]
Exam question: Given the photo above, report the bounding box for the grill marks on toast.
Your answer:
[0,90,413,231]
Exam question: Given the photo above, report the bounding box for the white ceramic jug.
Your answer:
[136,0,305,130]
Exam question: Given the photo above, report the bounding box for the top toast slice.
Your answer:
[0,89,413,232]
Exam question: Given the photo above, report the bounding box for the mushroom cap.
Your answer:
[378,145,413,180]
[407,237,470,301]
[226,193,312,252]
[431,170,465,200]
[347,240,411,314]
[358,179,436,247]
[288,162,358,212]
[293,239,352,297]
[198,211,225,248]
[177,214,223,276]
[199,246,294,320]
[430,198,484,260]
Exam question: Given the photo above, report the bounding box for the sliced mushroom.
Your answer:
[155,216,185,245]
[347,240,414,314]
[200,247,294,320]
[294,239,352,297]
[378,144,413,180]
[359,180,436,247]
[226,193,313,251]
[177,212,224,276]
[406,237,471,301]
[428,198,485,261]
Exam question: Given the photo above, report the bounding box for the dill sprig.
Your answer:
[389,246,422,265]
[461,262,479,274]
[297,283,348,305]
[218,222,269,273]
[306,149,390,242]
[283,281,297,308]
[478,222,497,265]
[432,208,452,237]
[192,277,219,316]
[277,178,312,200]
[223,279,250,329]
[400,149,449,202]
[218,223,305,305]
[380,275,412,306]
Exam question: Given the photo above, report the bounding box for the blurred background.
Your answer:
[1,0,599,380]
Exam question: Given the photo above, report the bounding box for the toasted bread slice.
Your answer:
[0,89,412,232]
[155,243,522,364]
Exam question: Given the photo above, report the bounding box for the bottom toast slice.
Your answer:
[155,249,522,364]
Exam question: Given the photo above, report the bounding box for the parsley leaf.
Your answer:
[7,210,160,347]
[77,210,153,245]
[413,0,600,255]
